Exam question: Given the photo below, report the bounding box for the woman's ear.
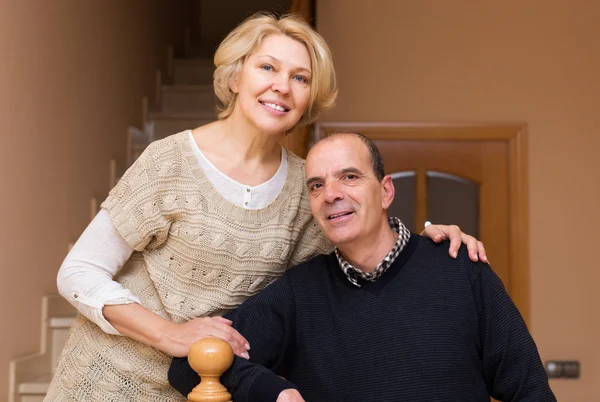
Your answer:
[230,78,239,94]
[229,61,244,94]
[381,175,395,210]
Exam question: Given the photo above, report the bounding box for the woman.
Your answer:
[45,13,486,401]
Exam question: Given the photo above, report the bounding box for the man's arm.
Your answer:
[169,273,300,402]
[472,262,556,401]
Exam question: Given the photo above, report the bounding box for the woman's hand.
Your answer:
[158,316,250,359]
[421,223,488,263]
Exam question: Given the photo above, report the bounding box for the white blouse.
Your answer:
[188,131,288,210]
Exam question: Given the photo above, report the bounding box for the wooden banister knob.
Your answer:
[187,337,234,402]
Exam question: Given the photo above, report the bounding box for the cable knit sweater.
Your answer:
[44,131,332,401]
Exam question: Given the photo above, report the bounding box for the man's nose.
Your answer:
[323,182,344,203]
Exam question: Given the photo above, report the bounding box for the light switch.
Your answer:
[545,360,580,379]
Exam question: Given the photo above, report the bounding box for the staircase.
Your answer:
[8,50,218,402]
[8,295,76,402]
[149,58,217,141]
[9,1,313,398]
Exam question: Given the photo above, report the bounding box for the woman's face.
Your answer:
[230,33,312,136]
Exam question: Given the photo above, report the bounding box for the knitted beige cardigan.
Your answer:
[45,132,332,401]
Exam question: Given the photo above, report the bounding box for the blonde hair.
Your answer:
[213,12,337,126]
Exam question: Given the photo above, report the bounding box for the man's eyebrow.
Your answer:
[306,167,364,187]
[339,167,364,176]
[306,176,322,187]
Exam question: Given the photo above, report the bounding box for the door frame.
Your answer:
[314,121,530,325]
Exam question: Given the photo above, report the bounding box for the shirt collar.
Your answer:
[335,217,411,287]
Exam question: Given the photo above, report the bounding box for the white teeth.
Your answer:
[263,102,286,112]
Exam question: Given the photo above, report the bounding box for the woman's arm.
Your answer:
[57,209,138,334]
[58,209,250,358]
[103,303,249,358]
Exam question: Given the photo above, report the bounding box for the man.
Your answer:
[169,133,555,401]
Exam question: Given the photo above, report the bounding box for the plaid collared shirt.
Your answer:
[335,217,411,287]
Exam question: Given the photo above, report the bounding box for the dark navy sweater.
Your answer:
[169,234,555,401]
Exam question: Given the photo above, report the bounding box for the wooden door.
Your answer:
[315,123,530,323]
[381,140,510,287]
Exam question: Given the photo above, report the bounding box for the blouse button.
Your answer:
[246,188,250,192]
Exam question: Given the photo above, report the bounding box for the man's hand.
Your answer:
[277,389,305,402]
[421,223,488,263]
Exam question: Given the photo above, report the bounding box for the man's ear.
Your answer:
[381,175,395,209]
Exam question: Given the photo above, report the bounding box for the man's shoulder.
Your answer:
[414,236,489,288]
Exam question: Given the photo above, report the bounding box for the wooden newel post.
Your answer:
[187,338,235,402]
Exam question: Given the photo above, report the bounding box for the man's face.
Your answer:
[305,135,393,247]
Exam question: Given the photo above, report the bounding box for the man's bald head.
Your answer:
[310,132,385,182]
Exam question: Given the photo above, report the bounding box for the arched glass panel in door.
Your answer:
[387,170,479,236]
[426,171,479,238]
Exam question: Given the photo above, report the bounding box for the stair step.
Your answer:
[127,126,151,165]
[49,316,76,371]
[21,395,46,402]
[12,315,76,401]
[173,58,214,85]
[18,374,51,395]
[161,84,217,113]
[49,316,75,328]
[148,112,217,141]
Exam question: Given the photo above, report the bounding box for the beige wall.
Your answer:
[0,0,189,398]
[317,1,599,400]
[1,0,596,399]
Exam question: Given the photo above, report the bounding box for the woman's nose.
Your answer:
[271,74,291,94]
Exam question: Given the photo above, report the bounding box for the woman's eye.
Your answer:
[262,64,273,72]
[293,75,308,83]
